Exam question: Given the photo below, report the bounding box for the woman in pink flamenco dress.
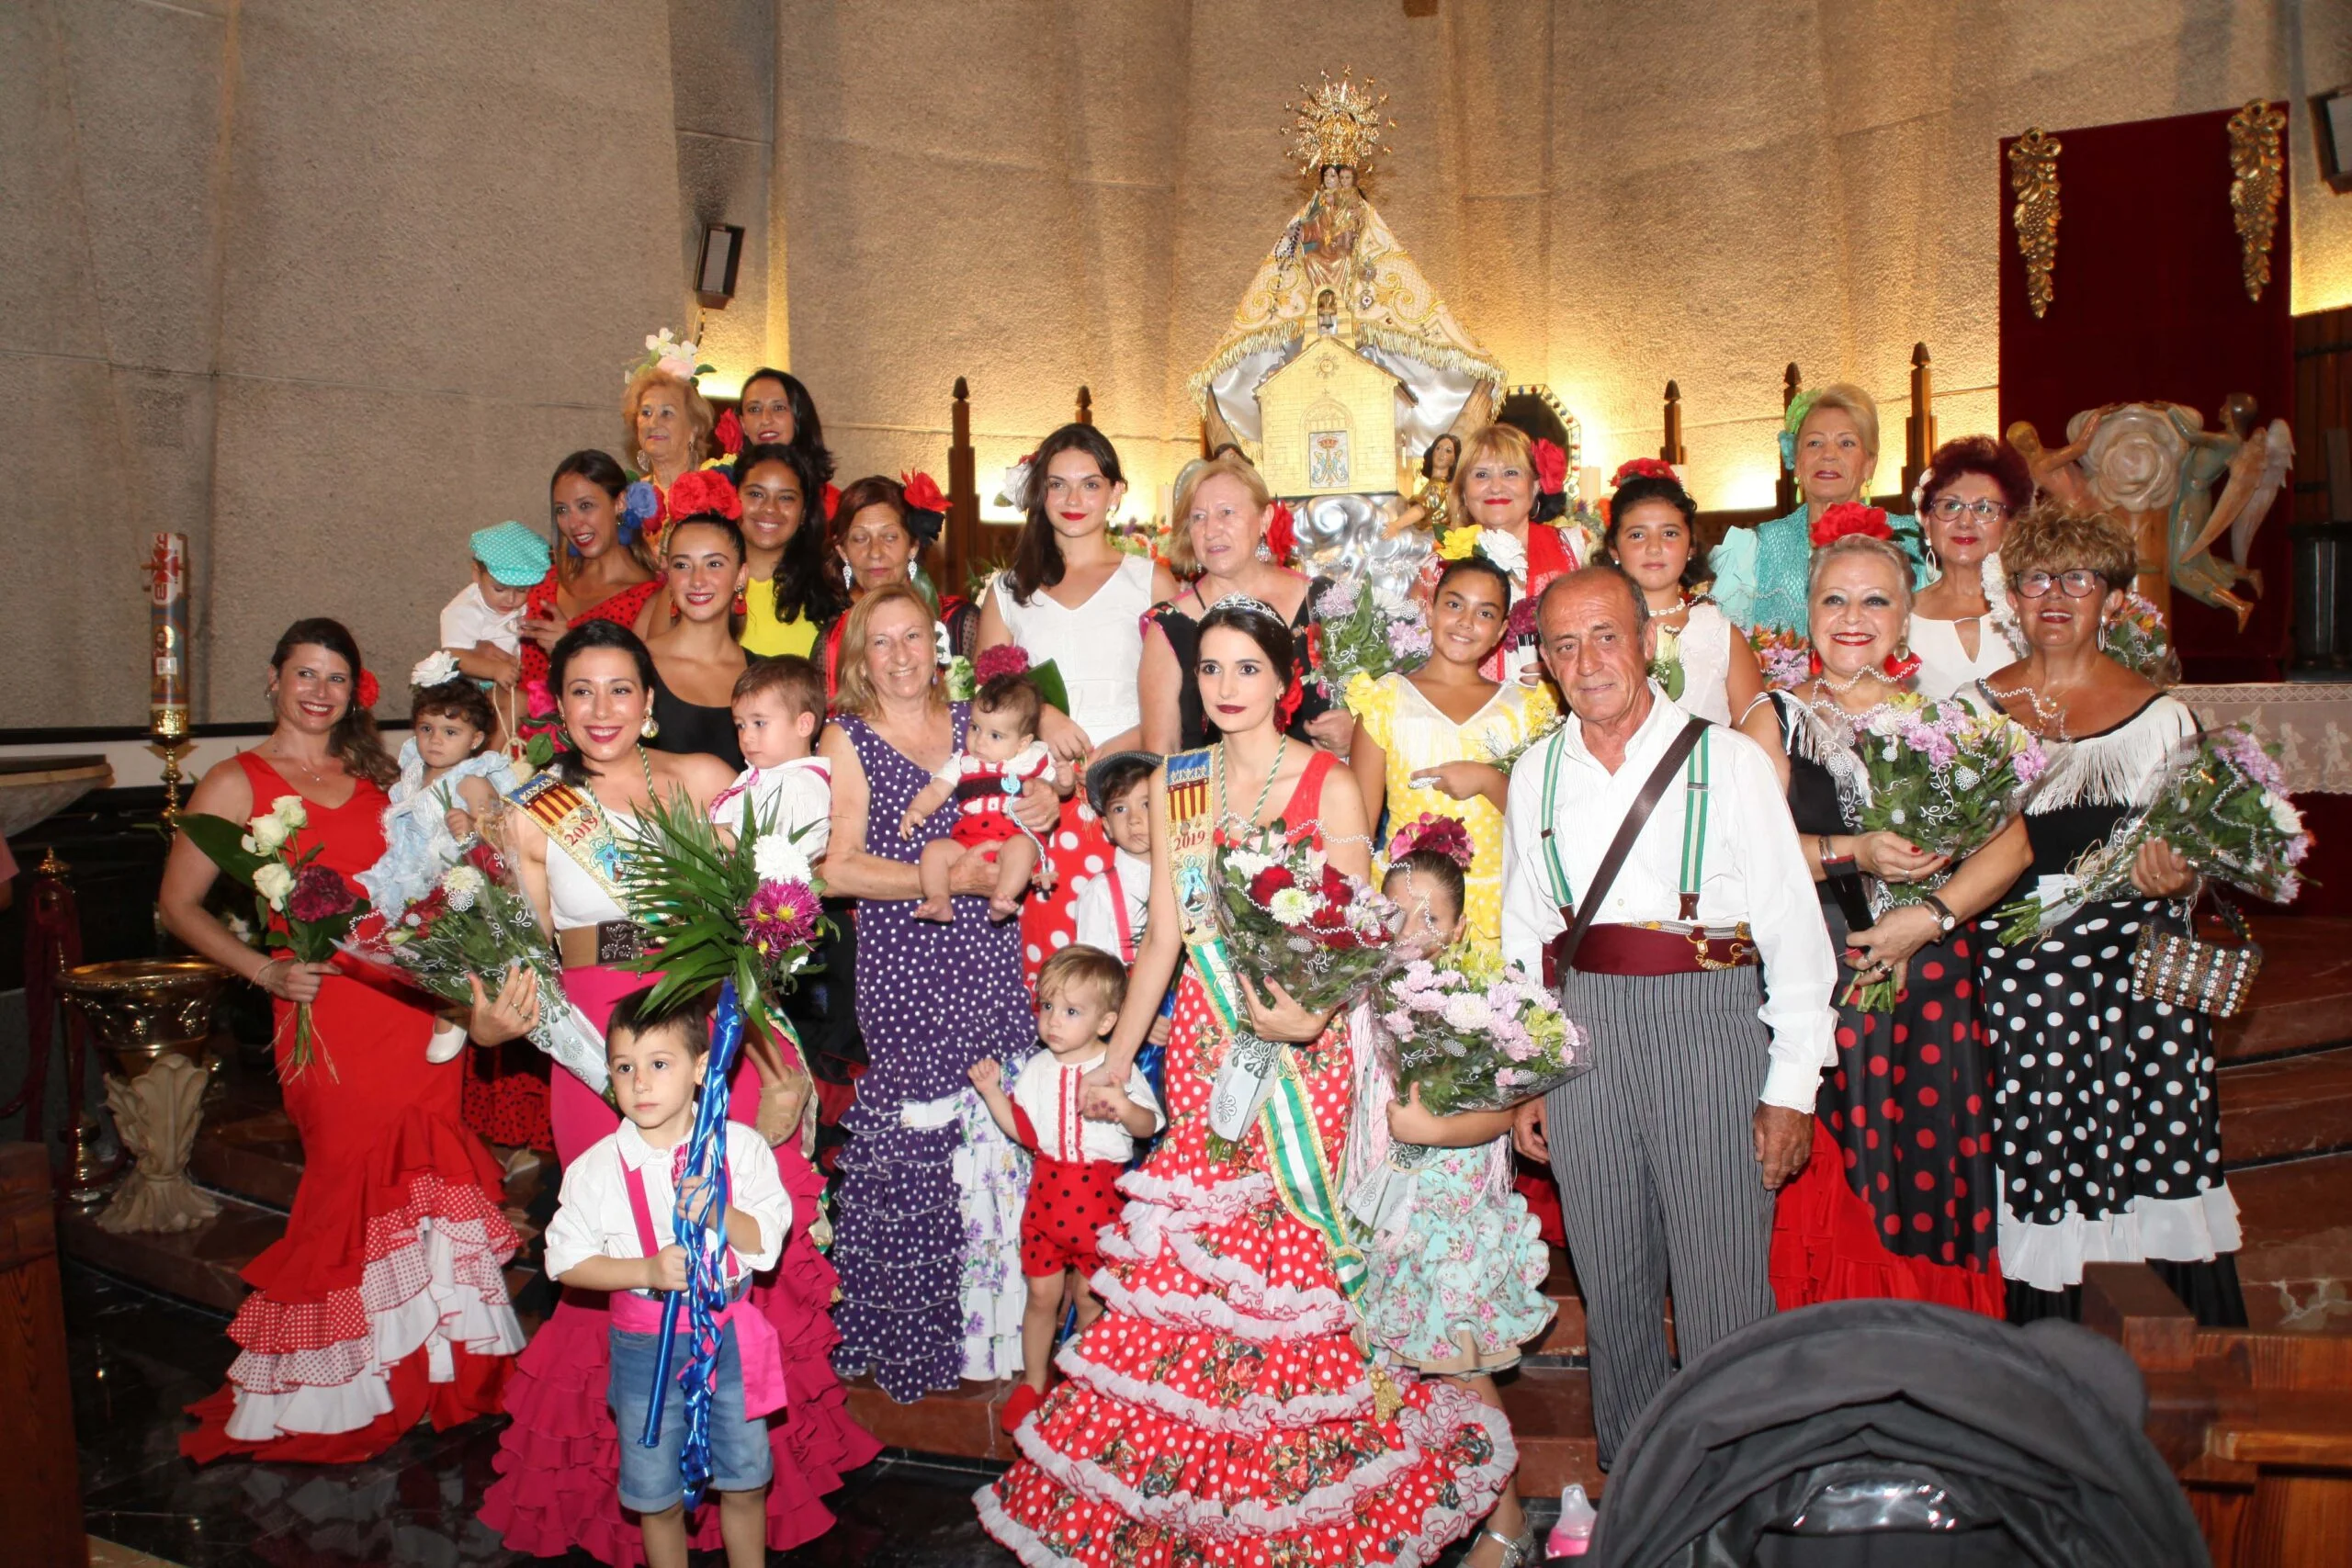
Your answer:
[978,598,1512,1568]
[471,621,878,1565]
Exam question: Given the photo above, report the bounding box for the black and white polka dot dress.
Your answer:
[1971,692,2244,1320]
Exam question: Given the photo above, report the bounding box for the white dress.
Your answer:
[1667,602,1736,727]
[1911,615,2018,704]
[992,553,1156,744]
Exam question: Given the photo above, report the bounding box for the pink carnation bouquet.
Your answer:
[1996,726,2312,944]
[1378,944,1589,1116]
[1749,626,1813,691]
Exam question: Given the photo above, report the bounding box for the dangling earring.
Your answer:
[2098,616,2113,652]
[1255,538,1274,563]
[1806,649,1823,677]
[641,711,660,740]
[732,588,749,619]
[1924,541,1940,570]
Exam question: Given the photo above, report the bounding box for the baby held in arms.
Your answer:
[900,671,1054,922]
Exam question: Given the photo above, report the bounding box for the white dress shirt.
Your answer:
[1071,847,1151,961]
[1499,684,1837,1112]
[1009,1049,1163,1164]
[440,581,524,659]
[710,754,832,860]
[544,1119,791,1292]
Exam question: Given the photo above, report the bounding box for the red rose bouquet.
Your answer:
[1211,819,1399,1015]
[180,795,374,1078]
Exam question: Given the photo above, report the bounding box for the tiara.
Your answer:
[1205,592,1283,620]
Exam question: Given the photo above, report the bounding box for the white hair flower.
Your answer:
[411,650,462,689]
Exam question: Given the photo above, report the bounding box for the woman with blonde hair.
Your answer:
[1137,452,1349,753]
[1429,421,1582,684]
[820,582,1058,1398]
[1713,383,1917,635]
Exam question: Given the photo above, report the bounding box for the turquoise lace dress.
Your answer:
[1344,1002,1555,1372]
[1711,505,1928,635]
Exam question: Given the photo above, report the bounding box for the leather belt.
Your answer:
[558,919,646,969]
[1563,921,1758,978]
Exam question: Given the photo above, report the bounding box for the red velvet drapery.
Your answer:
[1998,106,2294,682]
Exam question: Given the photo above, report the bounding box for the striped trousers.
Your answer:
[1544,964,1778,1466]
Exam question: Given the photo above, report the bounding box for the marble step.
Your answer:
[57,1192,280,1315]
[189,1109,302,1211]
[2219,1046,2352,1169]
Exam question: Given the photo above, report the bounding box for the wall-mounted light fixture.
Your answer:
[2317,87,2352,195]
[695,223,746,308]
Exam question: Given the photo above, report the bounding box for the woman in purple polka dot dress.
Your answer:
[818,584,1056,1400]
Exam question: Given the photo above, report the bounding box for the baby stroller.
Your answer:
[1588,1298,2207,1567]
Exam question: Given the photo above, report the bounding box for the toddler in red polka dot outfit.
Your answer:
[967,944,1162,1434]
[902,671,1056,923]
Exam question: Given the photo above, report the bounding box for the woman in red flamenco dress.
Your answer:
[979,600,1512,1568]
[160,619,524,1463]
[469,621,878,1565]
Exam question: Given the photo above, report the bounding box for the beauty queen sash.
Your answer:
[1164,748,1368,1308]
[510,772,637,913]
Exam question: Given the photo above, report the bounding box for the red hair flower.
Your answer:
[356,670,379,709]
[1275,666,1305,729]
[821,481,841,521]
[1263,501,1297,565]
[974,644,1032,683]
[1810,502,1892,547]
[1610,457,1679,488]
[1532,439,1569,497]
[668,468,742,523]
[1388,813,1475,870]
[900,471,948,515]
[714,407,744,457]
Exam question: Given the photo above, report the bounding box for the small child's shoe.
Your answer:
[1000,1382,1045,1434]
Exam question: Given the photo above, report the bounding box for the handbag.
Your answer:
[2132,889,2261,1018]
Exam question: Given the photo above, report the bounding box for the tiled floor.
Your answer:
[64,1263,1019,1568]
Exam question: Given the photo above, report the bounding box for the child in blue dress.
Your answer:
[359,661,519,916]
[1346,823,1555,1568]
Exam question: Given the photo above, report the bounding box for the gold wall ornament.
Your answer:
[2007,128,2062,319]
[2226,99,2286,303]
[1284,67,1393,176]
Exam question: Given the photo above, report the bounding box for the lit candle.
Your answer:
[148,533,188,739]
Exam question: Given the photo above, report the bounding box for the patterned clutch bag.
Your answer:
[2132,892,2262,1018]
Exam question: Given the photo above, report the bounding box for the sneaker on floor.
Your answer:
[1000,1382,1045,1434]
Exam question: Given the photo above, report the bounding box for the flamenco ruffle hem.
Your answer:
[979,1156,1516,1568]
[181,989,525,1462]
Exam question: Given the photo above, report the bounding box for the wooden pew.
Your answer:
[2084,1262,2352,1567]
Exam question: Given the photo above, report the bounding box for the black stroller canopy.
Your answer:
[1589,1298,2207,1568]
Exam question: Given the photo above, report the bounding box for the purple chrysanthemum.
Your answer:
[741,878,820,956]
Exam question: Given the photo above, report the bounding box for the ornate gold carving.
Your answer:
[1284,68,1392,176]
[2227,100,2286,303]
[2007,129,2062,319]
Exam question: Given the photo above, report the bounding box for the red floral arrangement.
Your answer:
[1810,502,1892,547]
[714,408,743,457]
[1610,457,1679,488]
[356,670,379,709]
[668,468,742,523]
[1387,813,1475,870]
[1263,500,1298,565]
[974,644,1031,683]
[1532,438,1569,498]
[288,862,358,925]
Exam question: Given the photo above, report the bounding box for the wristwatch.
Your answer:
[1923,893,1959,934]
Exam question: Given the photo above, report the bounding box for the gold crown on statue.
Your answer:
[1284,68,1393,176]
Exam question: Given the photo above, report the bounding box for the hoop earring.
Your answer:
[1924,542,1940,570]
[2098,617,2113,652]
[641,712,660,740]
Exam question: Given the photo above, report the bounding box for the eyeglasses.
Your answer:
[1928,496,2011,522]
[2014,570,2109,599]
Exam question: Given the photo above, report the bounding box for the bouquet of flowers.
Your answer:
[1750,627,1812,691]
[2103,591,2181,688]
[365,839,609,1093]
[1838,695,2049,1010]
[1211,821,1399,1016]
[180,795,371,1078]
[1315,575,1430,690]
[1378,944,1589,1115]
[1996,726,2312,944]
[621,792,831,1039]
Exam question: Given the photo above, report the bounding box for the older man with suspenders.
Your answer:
[1502,565,1837,1470]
